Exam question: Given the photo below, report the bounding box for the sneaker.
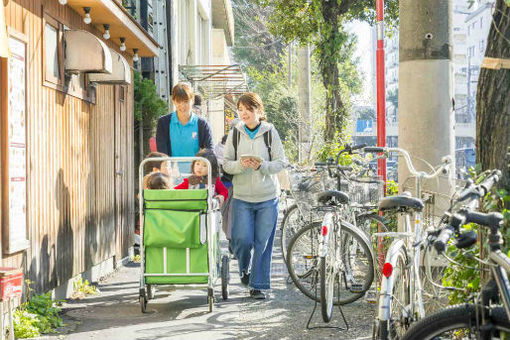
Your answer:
[240,271,250,287]
[249,289,266,300]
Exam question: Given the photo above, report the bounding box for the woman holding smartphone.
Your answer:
[223,92,286,300]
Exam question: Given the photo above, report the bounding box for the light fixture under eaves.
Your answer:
[58,0,67,5]
[133,49,139,62]
[103,24,110,40]
[83,7,92,24]
[120,37,126,52]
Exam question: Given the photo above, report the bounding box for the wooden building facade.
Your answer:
[0,0,157,297]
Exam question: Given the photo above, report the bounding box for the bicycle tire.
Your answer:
[320,255,335,322]
[286,222,321,302]
[287,221,374,305]
[401,304,510,340]
[378,248,410,340]
[280,204,298,264]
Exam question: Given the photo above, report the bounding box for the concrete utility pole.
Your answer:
[297,45,312,163]
[399,0,455,213]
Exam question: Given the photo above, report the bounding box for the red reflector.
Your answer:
[321,226,328,236]
[382,263,393,278]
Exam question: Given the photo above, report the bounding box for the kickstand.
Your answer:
[306,282,349,331]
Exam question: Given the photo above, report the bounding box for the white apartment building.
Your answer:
[170,0,244,142]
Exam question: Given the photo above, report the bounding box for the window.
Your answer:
[468,26,470,35]
[480,40,485,55]
[43,15,63,85]
[480,17,483,28]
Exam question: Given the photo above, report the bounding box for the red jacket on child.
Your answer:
[174,176,228,200]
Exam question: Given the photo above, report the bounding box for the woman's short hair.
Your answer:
[237,92,266,121]
[171,83,194,103]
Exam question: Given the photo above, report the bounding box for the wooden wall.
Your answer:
[2,0,135,293]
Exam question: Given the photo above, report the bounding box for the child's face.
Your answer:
[194,160,209,177]
[160,161,172,176]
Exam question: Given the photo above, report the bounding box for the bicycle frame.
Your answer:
[319,209,375,281]
[377,212,426,323]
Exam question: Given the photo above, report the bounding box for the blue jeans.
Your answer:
[231,198,279,290]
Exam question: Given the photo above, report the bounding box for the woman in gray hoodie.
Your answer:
[223,92,286,300]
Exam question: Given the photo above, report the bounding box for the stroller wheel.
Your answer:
[207,288,214,312]
[140,295,147,313]
[221,255,230,300]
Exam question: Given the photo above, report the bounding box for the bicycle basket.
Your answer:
[345,176,384,207]
[289,169,326,211]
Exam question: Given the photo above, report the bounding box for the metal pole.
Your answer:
[376,0,387,272]
[376,0,387,184]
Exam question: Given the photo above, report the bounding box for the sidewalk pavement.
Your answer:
[46,234,375,340]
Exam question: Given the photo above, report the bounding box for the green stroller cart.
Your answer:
[138,157,230,313]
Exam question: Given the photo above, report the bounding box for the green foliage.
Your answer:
[256,0,398,141]
[442,169,510,305]
[133,72,168,123]
[73,278,98,297]
[14,292,64,338]
[231,0,285,71]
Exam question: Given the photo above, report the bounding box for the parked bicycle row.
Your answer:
[279,143,507,339]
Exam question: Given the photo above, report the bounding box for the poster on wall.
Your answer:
[4,34,29,253]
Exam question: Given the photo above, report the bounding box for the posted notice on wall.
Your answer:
[6,35,28,252]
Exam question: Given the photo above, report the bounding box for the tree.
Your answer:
[231,0,286,72]
[133,72,168,191]
[257,0,398,142]
[476,0,510,191]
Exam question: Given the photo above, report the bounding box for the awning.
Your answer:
[0,2,9,58]
[64,30,112,73]
[88,49,130,84]
[66,0,159,57]
[179,64,249,100]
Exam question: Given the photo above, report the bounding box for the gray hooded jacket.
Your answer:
[223,121,287,203]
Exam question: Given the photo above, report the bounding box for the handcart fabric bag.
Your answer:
[144,210,204,248]
[144,189,209,248]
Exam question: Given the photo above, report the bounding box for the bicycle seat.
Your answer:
[378,194,424,212]
[317,190,349,205]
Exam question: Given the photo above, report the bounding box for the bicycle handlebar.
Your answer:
[363,146,452,180]
[334,144,367,165]
[433,169,503,253]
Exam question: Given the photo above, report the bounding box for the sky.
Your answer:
[347,20,375,107]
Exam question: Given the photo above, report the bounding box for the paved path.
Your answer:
[51,234,375,340]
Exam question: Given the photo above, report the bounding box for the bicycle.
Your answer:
[286,145,388,322]
[280,164,333,264]
[366,146,452,339]
[400,169,508,340]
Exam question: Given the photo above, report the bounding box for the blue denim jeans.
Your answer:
[231,198,279,290]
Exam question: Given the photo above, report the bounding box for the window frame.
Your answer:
[42,13,64,90]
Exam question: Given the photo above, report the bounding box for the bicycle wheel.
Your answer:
[286,222,321,302]
[288,221,375,306]
[320,217,339,322]
[401,304,510,340]
[280,204,301,264]
[378,248,411,340]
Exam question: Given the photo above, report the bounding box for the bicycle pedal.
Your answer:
[349,283,363,293]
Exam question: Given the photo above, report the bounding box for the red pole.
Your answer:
[376,0,387,273]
